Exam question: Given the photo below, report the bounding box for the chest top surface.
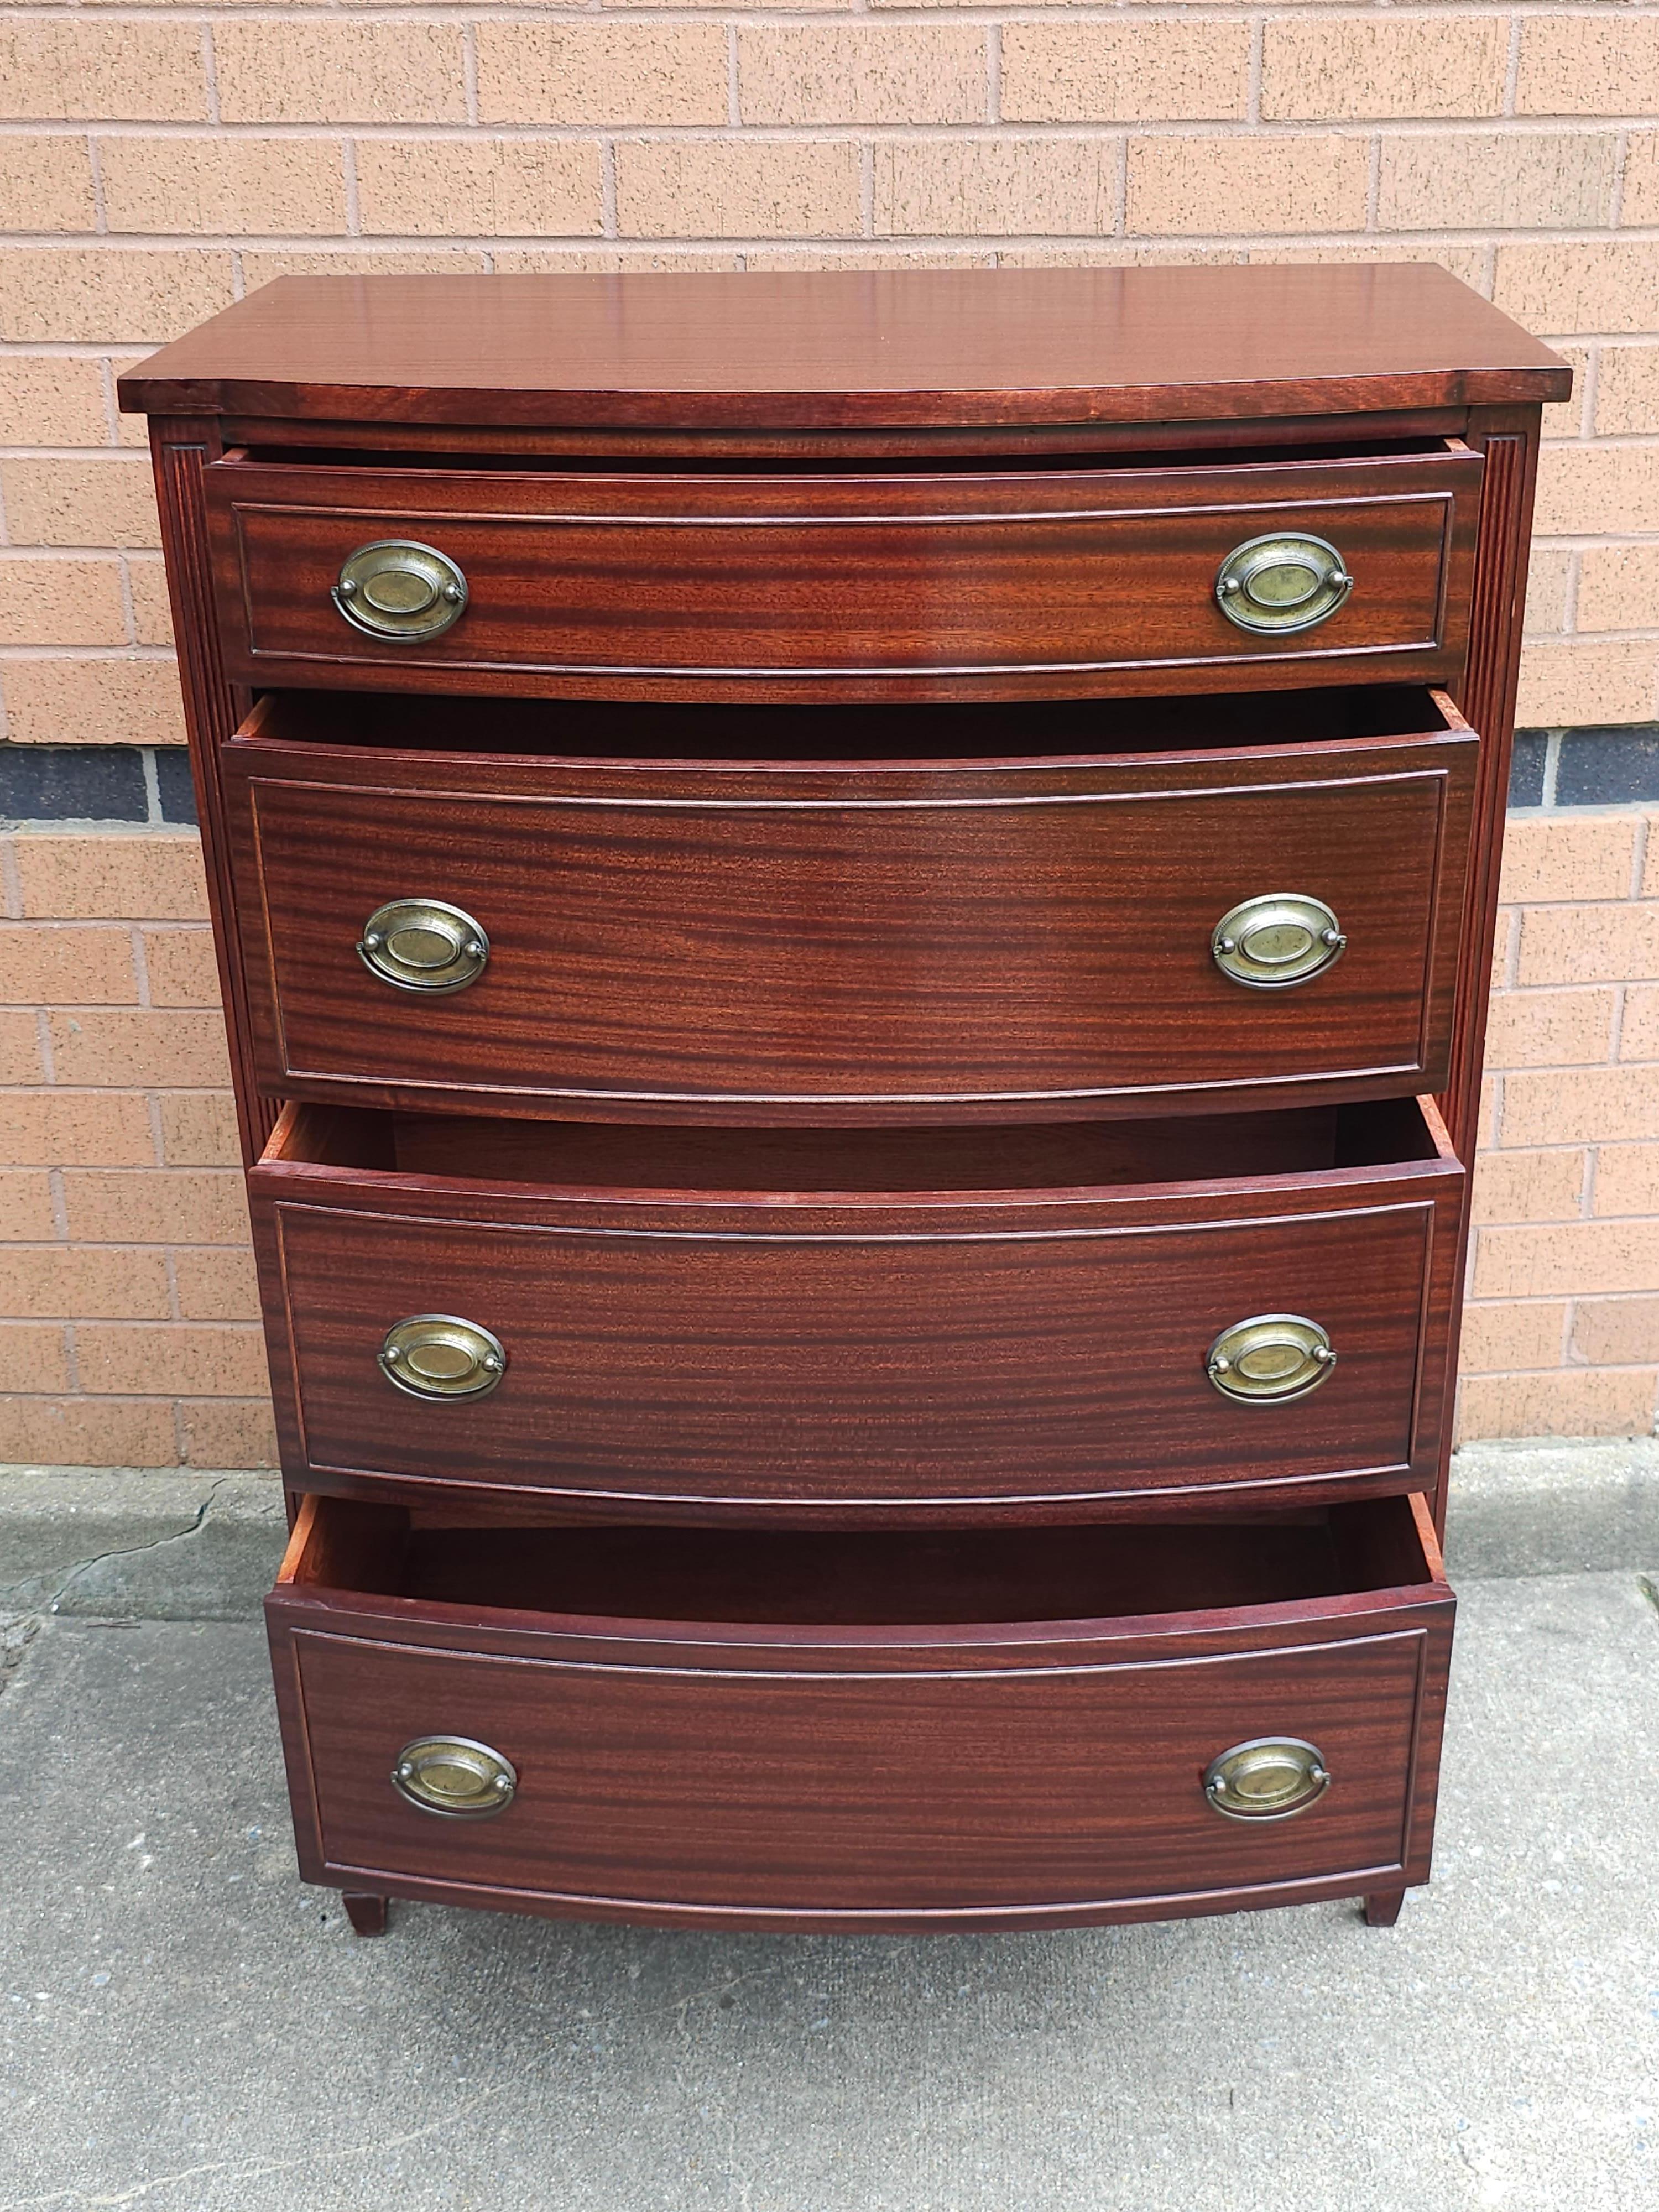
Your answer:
[121,264,1568,432]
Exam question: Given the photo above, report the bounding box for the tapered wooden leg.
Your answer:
[343,1892,389,1938]
[1363,1887,1406,1928]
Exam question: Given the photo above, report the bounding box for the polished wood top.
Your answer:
[121,264,1568,430]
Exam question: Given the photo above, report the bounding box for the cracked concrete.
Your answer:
[1,1569,1655,2212]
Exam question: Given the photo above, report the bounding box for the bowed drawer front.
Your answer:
[223,705,1477,1125]
[204,445,1483,704]
[267,1492,1454,1932]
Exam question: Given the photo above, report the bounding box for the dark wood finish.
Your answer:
[248,1093,1462,1522]
[342,1892,388,1937]
[119,265,1568,431]
[1363,1887,1407,1928]
[224,698,1477,1125]
[205,446,1481,706]
[263,1489,1453,1932]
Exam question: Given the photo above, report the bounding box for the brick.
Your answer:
[76,1322,270,1399]
[1619,985,1659,1063]
[0,926,136,1005]
[216,24,465,124]
[1478,1150,1593,1239]
[1516,905,1659,988]
[1646,826,1659,900]
[1494,243,1659,337]
[1127,137,1369,239]
[1595,1142,1659,1216]
[12,832,208,921]
[126,561,174,650]
[0,560,128,649]
[179,1398,278,1470]
[354,141,603,241]
[45,1008,232,1088]
[138,928,220,1010]
[64,1167,248,1246]
[1475,1214,1659,1300]
[1497,815,1638,905]
[1541,344,1589,439]
[0,1394,178,1467]
[494,249,745,275]
[2,458,159,549]
[1241,241,1491,292]
[1483,987,1616,1070]
[0,137,97,233]
[156,1093,241,1167]
[0,1091,153,1167]
[1595,347,1659,436]
[0,248,234,346]
[1000,22,1248,123]
[0,1013,44,1085]
[1503,1063,1659,1147]
[878,139,1116,238]
[99,138,348,238]
[1262,18,1506,121]
[1457,1301,1567,1374]
[0,356,110,447]
[1571,1297,1659,1368]
[1522,547,1572,637]
[1515,642,1657,729]
[0,1246,170,1320]
[0,22,206,123]
[173,1248,261,1322]
[477,25,728,127]
[0,1324,71,1396]
[1,659,184,749]
[237,249,488,289]
[1457,1366,1657,1443]
[1378,134,1616,232]
[618,142,863,240]
[0,1172,57,1242]
[1623,134,1659,227]
[1575,545,1659,634]
[740,25,988,125]
[1517,20,1659,118]
[1533,444,1659,536]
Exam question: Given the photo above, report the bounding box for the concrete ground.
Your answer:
[1,1560,1656,2212]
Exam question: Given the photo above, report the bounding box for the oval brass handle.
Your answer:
[1207,1314,1335,1403]
[379,1315,506,1401]
[1204,1738,1331,1822]
[358,898,489,994]
[332,539,468,642]
[392,1735,517,1820]
[1212,893,1345,989]
[1215,531,1352,633]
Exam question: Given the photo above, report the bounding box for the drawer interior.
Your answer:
[242,681,1459,765]
[268,1091,1452,1197]
[282,1491,1442,1630]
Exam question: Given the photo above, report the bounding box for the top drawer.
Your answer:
[203,445,1483,706]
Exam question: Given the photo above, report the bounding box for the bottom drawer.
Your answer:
[268,1494,1454,1933]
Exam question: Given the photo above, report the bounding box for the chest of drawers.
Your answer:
[125,264,1566,1943]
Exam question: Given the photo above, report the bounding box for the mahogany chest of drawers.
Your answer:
[125,265,1566,1941]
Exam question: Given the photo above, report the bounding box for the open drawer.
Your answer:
[267,1490,1454,1932]
[250,1093,1464,1524]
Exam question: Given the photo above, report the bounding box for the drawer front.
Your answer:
[253,1168,1461,1517]
[226,734,1476,1124]
[269,1600,1451,1927]
[206,450,1481,704]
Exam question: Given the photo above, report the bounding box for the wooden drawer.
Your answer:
[267,1491,1454,1931]
[250,1095,1463,1523]
[204,443,1482,706]
[223,687,1477,1127]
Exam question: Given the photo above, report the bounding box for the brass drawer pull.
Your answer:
[1215,531,1352,633]
[1204,1738,1331,1821]
[1206,1314,1335,1403]
[379,1314,507,1400]
[392,1735,517,1819]
[333,539,468,641]
[358,898,489,994]
[1212,892,1345,989]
